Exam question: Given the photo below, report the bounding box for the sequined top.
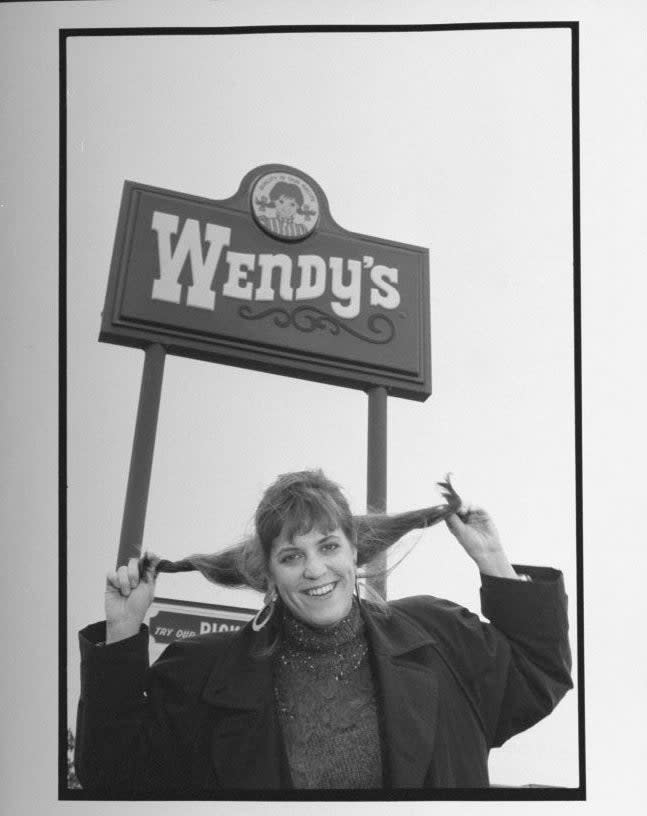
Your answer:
[273,600,384,789]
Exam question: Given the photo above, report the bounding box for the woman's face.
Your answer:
[268,526,357,628]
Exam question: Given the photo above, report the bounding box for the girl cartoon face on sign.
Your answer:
[269,181,304,222]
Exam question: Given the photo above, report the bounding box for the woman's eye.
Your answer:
[321,542,339,553]
[280,552,301,564]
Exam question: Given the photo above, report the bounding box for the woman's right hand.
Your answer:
[105,557,157,644]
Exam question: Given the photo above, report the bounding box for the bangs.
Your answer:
[255,469,356,558]
[269,490,347,548]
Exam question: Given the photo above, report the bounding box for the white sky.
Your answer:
[2,1,646,814]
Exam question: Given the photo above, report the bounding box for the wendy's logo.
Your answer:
[252,171,320,241]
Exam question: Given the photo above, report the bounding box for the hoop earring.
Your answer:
[252,590,278,632]
[355,574,362,603]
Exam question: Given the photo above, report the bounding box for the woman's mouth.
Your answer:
[303,581,337,598]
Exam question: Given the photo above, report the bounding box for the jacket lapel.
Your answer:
[363,604,440,788]
[199,604,440,790]
[201,623,289,790]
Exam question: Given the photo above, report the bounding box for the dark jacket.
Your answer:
[75,566,572,793]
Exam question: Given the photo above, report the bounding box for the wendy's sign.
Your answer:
[100,164,431,400]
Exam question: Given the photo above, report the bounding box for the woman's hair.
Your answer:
[142,471,460,595]
[255,470,356,558]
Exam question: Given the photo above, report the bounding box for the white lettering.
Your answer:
[149,214,402,321]
[370,265,401,309]
[256,254,293,301]
[175,629,197,639]
[187,223,231,309]
[150,211,231,310]
[198,621,244,634]
[330,257,361,319]
[223,252,255,300]
[295,255,326,301]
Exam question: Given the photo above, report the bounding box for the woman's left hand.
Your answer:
[438,478,520,579]
[445,505,519,579]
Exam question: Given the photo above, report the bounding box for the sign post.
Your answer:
[102,164,432,577]
[116,343,166,567]
[367,386,388,598]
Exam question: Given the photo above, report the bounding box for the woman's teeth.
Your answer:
[305,582,336,597]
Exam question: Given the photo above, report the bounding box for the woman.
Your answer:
[75,470,572,792]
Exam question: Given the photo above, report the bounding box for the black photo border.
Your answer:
[59,22,584,802]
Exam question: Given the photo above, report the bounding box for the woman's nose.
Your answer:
[302,554,326,579]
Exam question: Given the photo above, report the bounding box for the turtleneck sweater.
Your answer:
[273,600,384,789]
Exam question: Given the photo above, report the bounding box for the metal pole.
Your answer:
[366,385,388,599]
[116,343,166,567]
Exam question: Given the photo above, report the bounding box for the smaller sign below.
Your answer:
[144,596,257,662]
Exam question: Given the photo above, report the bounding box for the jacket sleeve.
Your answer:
[415,565,573,749]
[75,621,209,793]
[478,565,573,747]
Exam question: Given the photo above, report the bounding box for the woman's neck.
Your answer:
[281,598,363,653]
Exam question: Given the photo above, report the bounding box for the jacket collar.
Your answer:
[201,621,289,789]
[200,600,441,790]
[362,599,438,657]
[202,622,274,710]
[361,601,441,789]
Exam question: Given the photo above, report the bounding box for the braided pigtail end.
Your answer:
[354,474,463,566]
[436,473,462,515]
[136,537,266,593]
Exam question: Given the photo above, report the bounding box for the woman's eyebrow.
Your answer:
[274,543,301,556]
[274,533,338,554]
[318,533,340,543]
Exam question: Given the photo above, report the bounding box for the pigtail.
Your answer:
[140,536,269,593]
[354,475,461,565]
[139,475,461,590]
[354,501,459,565]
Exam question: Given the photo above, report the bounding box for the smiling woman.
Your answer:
[75,469,572,792]
[256,470,360,631]
[269,528,357,628]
